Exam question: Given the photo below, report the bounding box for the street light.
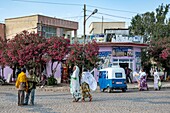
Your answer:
[83,4,98,44]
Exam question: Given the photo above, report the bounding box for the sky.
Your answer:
[0,0,170,36]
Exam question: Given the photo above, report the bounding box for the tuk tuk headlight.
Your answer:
[112,81,114,84]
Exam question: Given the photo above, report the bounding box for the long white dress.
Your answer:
[70,66,81,99]
[154,72,160,90]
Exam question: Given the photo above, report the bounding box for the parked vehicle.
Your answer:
[98,66,127,93]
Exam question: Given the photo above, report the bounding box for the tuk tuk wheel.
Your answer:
[100,89,104,92]
[122,88,126,92]
[107,87,111,93]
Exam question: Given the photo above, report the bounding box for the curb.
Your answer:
[3,85,170,92]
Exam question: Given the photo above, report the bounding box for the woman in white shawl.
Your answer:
[70,65,81,102]
[154,69,161,90]
[81,69,97,102]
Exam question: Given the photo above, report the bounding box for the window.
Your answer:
[99,71,107,78]
[115,73,122,78]
[42,26,56,38]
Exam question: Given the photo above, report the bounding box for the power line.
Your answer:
[87,10,131,20]
[12,0,83,6]
[90,16,114,21]
[12,0,138,14]
[87,5,138,14]
[62,16,84,19]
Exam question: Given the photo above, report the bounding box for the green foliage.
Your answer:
[129,3,170,70]
[47,76,57,86]
[129,4,170,41]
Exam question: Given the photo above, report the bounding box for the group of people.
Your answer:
[15,68,37,106]
[70,65,97,102]
[133,68,161,91]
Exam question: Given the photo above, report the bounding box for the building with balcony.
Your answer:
[5,14,78,40]
[89,23,148,77]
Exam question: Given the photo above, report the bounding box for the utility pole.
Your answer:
[101,16,103,34]
[83,4,86,44]
[40,21,43,37]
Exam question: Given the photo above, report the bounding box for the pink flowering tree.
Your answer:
[46,37,70,76]
[84,40,100,70]
[0,37,8,78]
[6,31,48,75]
[67,40,100,71]
[149,37,170,71]
[66,42,84,68]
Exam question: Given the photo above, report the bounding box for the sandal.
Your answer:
[81,98,85,102]
[76,97,81,102]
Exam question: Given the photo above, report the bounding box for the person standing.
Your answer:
[15,68,28,106]
[70,65,81,102]
[24,69,38,105]
[125,67,132,83]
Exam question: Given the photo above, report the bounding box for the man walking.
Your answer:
[25,69,38,105]
[125,67,132,83]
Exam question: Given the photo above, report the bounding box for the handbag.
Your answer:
[158,80,162,87]
[19,82,26,90]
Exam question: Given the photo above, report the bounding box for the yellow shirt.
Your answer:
[15,72,28,89]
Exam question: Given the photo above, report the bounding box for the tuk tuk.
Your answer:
[99,66,127,93]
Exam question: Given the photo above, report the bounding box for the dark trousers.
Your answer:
[126,74,132,83]
[18,90,25,105]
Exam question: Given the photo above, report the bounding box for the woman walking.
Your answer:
[81,69,97,102]
[70,65,81,102]
[154,69,161,90]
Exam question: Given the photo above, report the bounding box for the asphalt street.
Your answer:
[0,86,170,113]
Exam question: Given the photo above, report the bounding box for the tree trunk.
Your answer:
[51,62,59,77]
[2,67,4,78]
[51,60,54,75]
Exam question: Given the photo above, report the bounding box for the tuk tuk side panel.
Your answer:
[98,71,107,89]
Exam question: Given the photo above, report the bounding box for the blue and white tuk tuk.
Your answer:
[99,66,127,93]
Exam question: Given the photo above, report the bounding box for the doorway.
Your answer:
[119,63,128,70]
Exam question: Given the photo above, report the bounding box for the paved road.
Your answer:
[0,86,170,113]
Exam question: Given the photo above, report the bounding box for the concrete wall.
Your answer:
[5,15,38,40]
[0,23,5,40]
[89,22,126,34]
[38,15,78,30]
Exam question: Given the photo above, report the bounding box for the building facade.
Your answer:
[5,14,78,40]
[0,23,5,40]
[88,24,148,82]
[89,22,125,34]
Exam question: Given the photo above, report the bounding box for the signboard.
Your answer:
[112,47,133,57]
[99,51,111,57]
[105,29,129,35]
